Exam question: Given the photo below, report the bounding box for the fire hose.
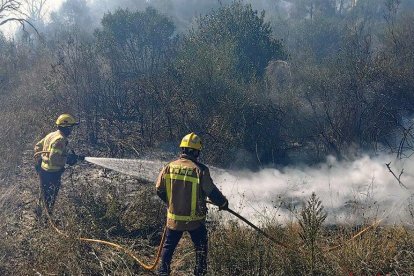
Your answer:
[38,183,289,271]
[38,173,166,270]
[35,151,166,270]
[40,188,381,272]
[34,152,383,271]
[208,201,382,252]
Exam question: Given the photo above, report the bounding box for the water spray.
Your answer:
[35,156,290,272]
[83,156,414,225]
[83,157,288,246]
[84,157,164,180]
[34,154,410,271]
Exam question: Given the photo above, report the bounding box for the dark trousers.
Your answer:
[158,224,208,276]
[38,168,63,213]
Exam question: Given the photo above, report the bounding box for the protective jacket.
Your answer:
[34,130,69,172]
[156,154,227,231]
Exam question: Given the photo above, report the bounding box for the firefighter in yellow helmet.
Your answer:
[156,132,228,276]
[34,114,84,214]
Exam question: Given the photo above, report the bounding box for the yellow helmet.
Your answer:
[180,132,202,150]
[56,114,79,127]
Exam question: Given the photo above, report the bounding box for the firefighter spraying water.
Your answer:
[33,125,288,275]
[33,114,84,215]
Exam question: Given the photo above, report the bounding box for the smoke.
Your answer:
[85,154,414,226]
[87,0,268,33]
[214,155,413,225]
[20,0,291,36]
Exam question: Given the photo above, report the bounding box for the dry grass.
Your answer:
[0,155,413,275]
[209,221,414,275]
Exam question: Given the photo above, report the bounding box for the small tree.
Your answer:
[185,1,285,81]
[299,192,327,275]
[95,7,176,78]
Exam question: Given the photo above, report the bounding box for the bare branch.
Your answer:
[385,162,408,189]
[0,0,22,17]
[0,0,41,36]
[0,17,40,39]
[22,0,48,22]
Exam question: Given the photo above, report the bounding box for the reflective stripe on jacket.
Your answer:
[156,154,226,231]
[34,130,68,172]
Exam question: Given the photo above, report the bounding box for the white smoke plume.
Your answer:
[85,155,414,226]
[14,0,290,36]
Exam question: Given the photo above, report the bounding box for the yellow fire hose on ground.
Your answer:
[39,178,167,270]
[34,151,383,271]
[40,183,382,271]
[323,218,383,252]
[35,150,166,270]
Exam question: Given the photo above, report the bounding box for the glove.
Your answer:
[218,200,229,211]
[66,153,78,166]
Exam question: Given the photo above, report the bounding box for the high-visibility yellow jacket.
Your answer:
[34,130,69,172]
[156,154,227,231]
